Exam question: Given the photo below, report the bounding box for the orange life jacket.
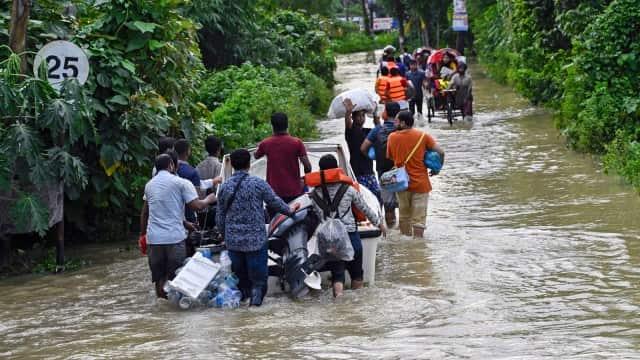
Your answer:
[376,76,390,102]
[304,168,367,222]
[387,76,406,101]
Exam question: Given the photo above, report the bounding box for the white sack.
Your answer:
[327,88,378,119]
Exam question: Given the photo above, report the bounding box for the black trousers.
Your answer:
[409,93,423,114]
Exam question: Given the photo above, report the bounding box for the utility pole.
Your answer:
[394,0,405,52]
[361,0,372,35]
[344,0,350,21]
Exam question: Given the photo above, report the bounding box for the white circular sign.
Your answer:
[34,40,90,89]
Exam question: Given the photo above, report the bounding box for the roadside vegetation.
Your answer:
[330,20,398,54]
[338,0,639,192]
[0,0,337,269]
[469,0,640,191]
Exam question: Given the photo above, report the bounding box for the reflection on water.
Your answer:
[1,52,640,359]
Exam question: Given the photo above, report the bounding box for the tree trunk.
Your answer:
[344,0,350,21]
[395,0,406,52]
[423,26,430,47]
[361,0,372,35]
[9,0,30,74]
[55,221,65,272]
[0,234,10,270]
[435,19,440,48]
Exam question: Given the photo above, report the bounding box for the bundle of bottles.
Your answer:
[165,250,243,310]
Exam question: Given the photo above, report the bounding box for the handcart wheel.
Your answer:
[427,96,434,123]
[446,95,454,126]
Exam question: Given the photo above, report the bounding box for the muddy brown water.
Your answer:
[1,52,639,359]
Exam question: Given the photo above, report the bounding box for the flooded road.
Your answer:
[2,52,640,359]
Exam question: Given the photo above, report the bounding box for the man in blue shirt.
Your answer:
[360,101,401,227]
[216,149,295,306]
[406,59,427,116]
[141,154,216,298]
[174,139,201,227]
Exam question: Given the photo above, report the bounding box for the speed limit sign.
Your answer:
[34,40,90,89]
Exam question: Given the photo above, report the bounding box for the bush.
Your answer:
[0,0,205,235]
[199,64,327,150]
[559,0,640,188]
[331,31,400,54]
[472,0,640,191]
[604,130,640,191]
[245,10,337,84]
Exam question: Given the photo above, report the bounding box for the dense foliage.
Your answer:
[197,64,331,150]
[1,0,336,245]
[331,29,398,54]
[470,0,640,191]
[1,0,205,236]
[192,3,336,85]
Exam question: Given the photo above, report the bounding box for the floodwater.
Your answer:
[1,52,639,359]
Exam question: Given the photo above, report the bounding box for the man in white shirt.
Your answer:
[140,153,216,298]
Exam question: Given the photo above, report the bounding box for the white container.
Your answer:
[168,252,220,299]
[360,236,379,284]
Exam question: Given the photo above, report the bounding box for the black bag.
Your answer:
[374,126,395,174]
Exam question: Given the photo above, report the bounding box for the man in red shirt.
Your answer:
[255,112,312,216]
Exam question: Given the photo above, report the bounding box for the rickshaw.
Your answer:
[425,48,463,125]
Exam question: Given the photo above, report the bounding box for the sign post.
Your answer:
[33,40,90,271]
[372,17,393,31]
[452,0,469,55]
[34,40,90,89]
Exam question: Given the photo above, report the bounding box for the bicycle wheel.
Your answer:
[446,97,454,125]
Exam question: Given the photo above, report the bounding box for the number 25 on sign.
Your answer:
[34,41,90,90]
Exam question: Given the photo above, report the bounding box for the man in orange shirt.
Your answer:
[386,111,445,237]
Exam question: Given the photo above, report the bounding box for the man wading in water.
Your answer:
[343,98,382,204]
[141,153,216,299]
[216,149,296,306]
[360,102,401,227]
[387,111,445,237]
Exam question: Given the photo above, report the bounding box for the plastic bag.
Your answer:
[138,234,147,255]
[327,88,378,119]
[316,218,354,261]
[424,150,442,172]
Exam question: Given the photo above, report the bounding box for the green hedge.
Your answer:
[331,31,399,54]
[471,0,640,192]
[197,64,331,150]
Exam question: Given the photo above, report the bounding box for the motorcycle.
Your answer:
[267,194,326,299]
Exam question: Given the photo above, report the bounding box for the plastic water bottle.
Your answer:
[198,290,214,306]
[207,298,217,308]
[178,296,194,310]
[214,292,226,308]
[227,289,242,308]
[167,289,182,306]
[219,250,232,276]
[162,282,172,294]
[224,273,239,289]
[197,247,212,259]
